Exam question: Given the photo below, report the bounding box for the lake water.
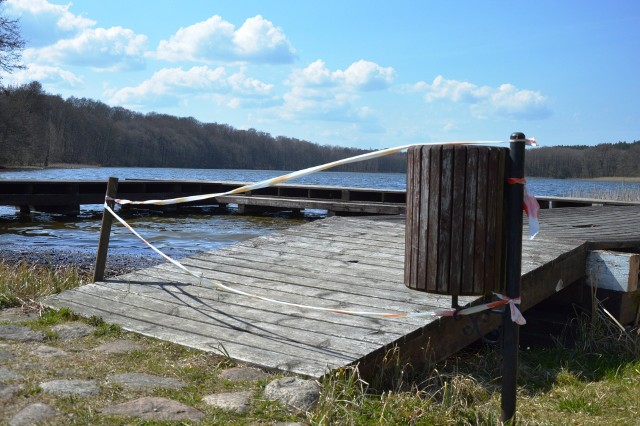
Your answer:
[1,167,639,260]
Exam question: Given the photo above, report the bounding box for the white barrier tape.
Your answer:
[114,138,536,206]
[103,203,525,323]
[103,137,535,322]
[494,293,526,325]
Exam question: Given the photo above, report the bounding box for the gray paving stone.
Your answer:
[0,367,21,381]
[9,402,58,426]
[51,322,96,339]
[92,339,145,354]
[0,383,22,400]
[9,403,57,426]
[108,373,185,390]
[0,325,46,342]
[40,379,99,396]
[220,366,269,382]
[203,390,253,413]
[264,377,321,412]
[0,307,39,323]
[102,396,204,421]
[0,350,15,362]
[31,344,68,358]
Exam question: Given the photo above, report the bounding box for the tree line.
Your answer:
[0,82,637,178]
[526,142,640,178]
[0,82,405,172]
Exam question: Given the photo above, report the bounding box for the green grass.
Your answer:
[0,259,88,308]
[1,261,640,424]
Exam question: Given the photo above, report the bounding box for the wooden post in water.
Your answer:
[93,177,118,283]
[501,132,526,423]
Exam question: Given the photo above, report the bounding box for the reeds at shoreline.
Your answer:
[566,187,640,202]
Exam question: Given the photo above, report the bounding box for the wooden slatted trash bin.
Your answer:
[404,144,508,297]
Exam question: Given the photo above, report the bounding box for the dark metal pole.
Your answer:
[501,132,525,423]
[93,177,118,283]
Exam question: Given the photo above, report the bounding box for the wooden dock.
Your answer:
[44,205,640,379]
[0,179,405,216]
[2,179,638,217]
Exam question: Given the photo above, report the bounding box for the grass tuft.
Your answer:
[1,260,640,424]
[0,260,88,308]
[37,307,79,325]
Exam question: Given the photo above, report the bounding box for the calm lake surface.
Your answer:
[1,167,639,259]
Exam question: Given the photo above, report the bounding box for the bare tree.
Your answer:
[0,0,25,77]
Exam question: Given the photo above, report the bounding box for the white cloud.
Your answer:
[7,0,148,72]
[6,0,95,47]
[335,60,395,91]
[227,68,273,96]
[287,59,395,90]
[278,60,395,122]
[416,75,551,119]
[423,75,489,102]
[25,27,148,72]
[106,66,274,109]
[152,15,296,64]
[4,64,83,88]
[286,60,335,87]
[483,83,550,119]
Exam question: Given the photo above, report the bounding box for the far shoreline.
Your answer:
[579,177,640,182]
[3,164,640,182]
[0,163,101,171]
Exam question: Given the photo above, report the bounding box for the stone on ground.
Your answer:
[0,325,46,342]
[0,350,16,362]
[51,322,96,339]
[9,403,57,426]
[108,372,185,390]
[220,366,269,382]
[264,377,321,412]
[31,344,67,357]
[40,379,99,396]
[92,339,145,354]
[0,367,22,381]
[203,391,253,413]
[0,308,39,323]
[102,396,204,421]
[0,383,22,400]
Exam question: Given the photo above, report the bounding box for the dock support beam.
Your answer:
[93,177,118,283]
[501,132,525,423]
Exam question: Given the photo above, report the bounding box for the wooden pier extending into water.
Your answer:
[0,179,405,216]
[1,179,639,216]
[44,204,640,380]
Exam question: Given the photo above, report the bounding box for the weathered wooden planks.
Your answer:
[405,145,507,296]
[586,250,639,292]
[44,205,640,380]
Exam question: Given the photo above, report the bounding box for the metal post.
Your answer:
[501,132,525,423]
[93,177,118,283]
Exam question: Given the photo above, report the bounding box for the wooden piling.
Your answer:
[93,177,118,283]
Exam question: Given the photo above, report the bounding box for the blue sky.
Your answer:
[3,0,639,149]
